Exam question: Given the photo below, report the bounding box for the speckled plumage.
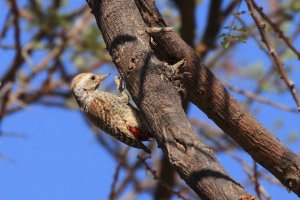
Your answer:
[71,73,151,153]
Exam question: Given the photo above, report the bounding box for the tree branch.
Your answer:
[155,1,196,198]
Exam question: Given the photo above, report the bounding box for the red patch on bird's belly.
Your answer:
[128,126,151,141]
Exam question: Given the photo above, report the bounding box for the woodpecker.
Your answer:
[71,73,152,153]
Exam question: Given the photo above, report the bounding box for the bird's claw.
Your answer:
[114,75,124,92]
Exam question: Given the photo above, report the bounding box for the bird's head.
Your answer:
[71,73,110,93]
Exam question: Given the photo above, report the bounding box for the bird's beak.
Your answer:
[98,73,110,82]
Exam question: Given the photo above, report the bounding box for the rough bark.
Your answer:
[134,0,300,196]
[86,0,251,199]
[155,1,196,198]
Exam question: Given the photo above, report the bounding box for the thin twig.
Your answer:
[109,147,129,200]
[228,152,271,200]
[253,162,262,200]
[251,1,300,59]
[137,156,189,200]
[0,0,22,121]
[246,0,300,111]
[0,152,15,163]
[0,9,12,41]
[223,81,299,113]
[227,0,243,36]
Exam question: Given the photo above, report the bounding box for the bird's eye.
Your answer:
[90,75,95,80]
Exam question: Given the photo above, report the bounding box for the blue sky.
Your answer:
[1,0,300,200]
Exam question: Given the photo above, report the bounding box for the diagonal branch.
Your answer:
[0,0,23,120]
[223,81,299,113]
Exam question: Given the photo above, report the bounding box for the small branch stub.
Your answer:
[160,59,189,98]
[146,27,173,34]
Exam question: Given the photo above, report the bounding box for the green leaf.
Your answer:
[221,37,230,49]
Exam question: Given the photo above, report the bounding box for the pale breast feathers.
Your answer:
[88,91,138,139]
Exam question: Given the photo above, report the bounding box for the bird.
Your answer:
[71,72,152,153]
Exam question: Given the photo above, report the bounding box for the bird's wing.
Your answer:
[92,92,151,153]
[92,91,137,139]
